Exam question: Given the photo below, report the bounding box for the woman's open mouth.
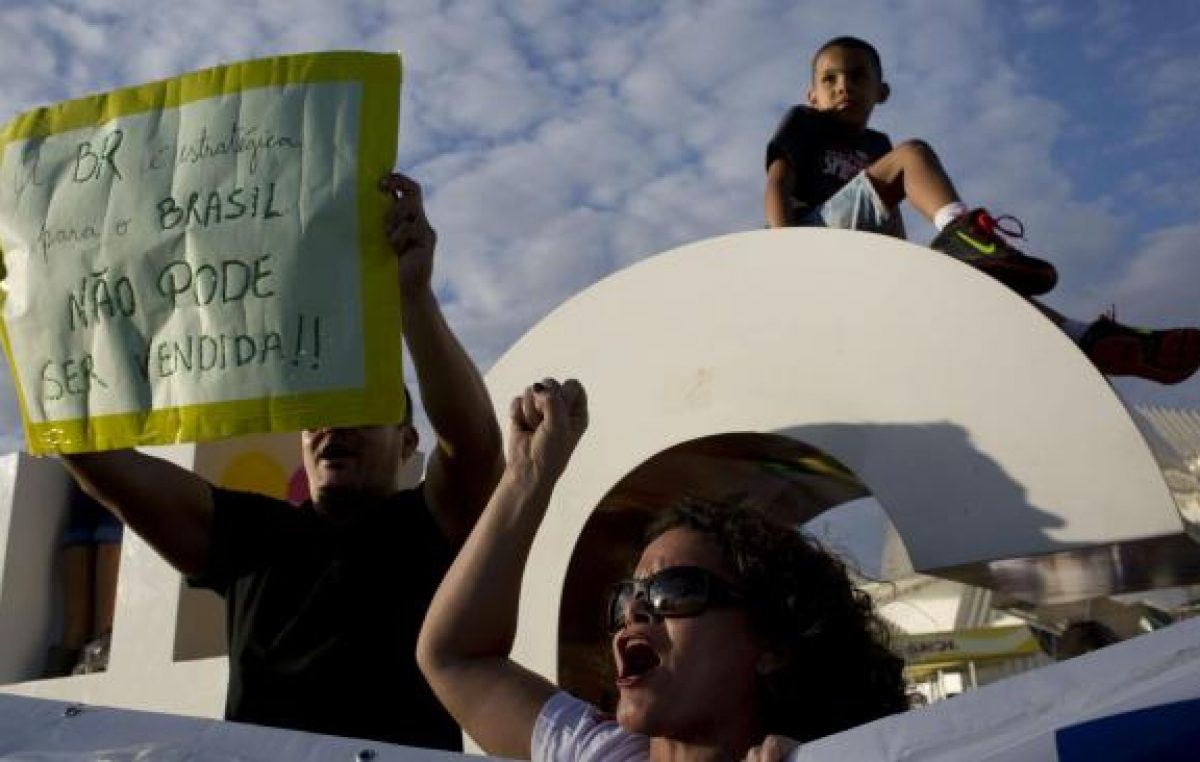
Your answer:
[615,638,661,687]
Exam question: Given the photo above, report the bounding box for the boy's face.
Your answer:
[808,45,888,130]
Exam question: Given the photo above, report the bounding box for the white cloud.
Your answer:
[1108,224,1200,326]
[1115,48,1200,147]
[1020,4,1067,32]
[2,0,1200,455]
[1081,0,1137,60]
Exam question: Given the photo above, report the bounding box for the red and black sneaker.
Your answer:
[1080,310,1200,385]
[930,209,1058,296]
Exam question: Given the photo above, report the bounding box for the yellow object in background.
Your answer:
[219,452,289,501]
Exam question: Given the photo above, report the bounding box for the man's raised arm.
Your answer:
[380,173,504,545]
[61,450,214,577]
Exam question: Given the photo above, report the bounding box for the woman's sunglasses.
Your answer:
[606,565,745,634]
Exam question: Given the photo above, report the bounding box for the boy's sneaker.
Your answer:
[1079,312,1200,385]
[931,209,1058,296]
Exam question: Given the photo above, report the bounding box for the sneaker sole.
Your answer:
[1088,328,1200,384]
[970,259,1058,297]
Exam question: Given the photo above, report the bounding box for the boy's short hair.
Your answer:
[812,36,884,81]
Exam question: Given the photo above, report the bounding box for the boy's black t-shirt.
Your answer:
[766,105,893,218]
[191,485,461,750]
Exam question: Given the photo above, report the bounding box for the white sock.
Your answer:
[934,202,969,231]
[1060,317,1091,343]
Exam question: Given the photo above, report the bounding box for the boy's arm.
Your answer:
[765,106,812,228]
[62,450,215,577]
[765,157,795,228]
[380,173,504,546]
[418,379,587,759]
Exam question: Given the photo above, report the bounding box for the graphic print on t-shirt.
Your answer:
[821,148,874,183]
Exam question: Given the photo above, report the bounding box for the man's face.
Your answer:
[808,45,887,129]
[301,424,417,507]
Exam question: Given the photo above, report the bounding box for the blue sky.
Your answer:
[0,0,1199,452]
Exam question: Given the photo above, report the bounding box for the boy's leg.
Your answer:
[865,140,1058,297]
[1036,301,1200,385]
[1077,311,1200,385]
[848,140,1197,385]
[864,139,960,219]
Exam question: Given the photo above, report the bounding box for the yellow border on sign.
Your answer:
[0,51,406,454]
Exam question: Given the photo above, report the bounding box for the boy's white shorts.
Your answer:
[798,171,906,239]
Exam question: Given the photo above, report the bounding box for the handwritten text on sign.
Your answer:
[0,71,377,451]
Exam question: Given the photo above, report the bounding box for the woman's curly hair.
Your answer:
[646,496,908,743]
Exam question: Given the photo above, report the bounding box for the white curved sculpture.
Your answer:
[482,228,1198,678]
[5,228,1198,743]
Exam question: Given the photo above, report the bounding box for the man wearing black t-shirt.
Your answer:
[63,172,504,749]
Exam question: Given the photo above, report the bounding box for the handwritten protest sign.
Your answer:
[0,52,405,454]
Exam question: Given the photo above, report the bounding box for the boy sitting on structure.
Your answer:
[765,36,1200,385]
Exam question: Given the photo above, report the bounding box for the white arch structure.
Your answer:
[4,228,1200,759]
[484,228,1200,677]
